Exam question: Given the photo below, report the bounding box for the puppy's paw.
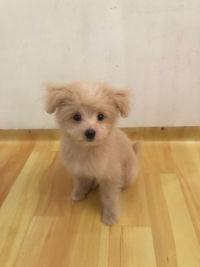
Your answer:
[102,211,119,226]
[71,190,86,201]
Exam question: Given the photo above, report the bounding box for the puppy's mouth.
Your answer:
[85,138,95,142]
[84,137,96,145]
[77,136,104,147]
[83,136,104,146]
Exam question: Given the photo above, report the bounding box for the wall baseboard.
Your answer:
[0,127,200,141]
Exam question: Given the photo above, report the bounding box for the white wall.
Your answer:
[0,0,200,129]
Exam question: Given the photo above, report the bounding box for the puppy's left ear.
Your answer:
[109,89,130,117]
[44,83,72,114]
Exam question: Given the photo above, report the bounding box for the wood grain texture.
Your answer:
[121,226,157,267]
[161,174,200,267]
[0,130,200,267]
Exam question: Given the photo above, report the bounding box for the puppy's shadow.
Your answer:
[83,186,101,214]
[35,155,102,220]
[35,157,73,216]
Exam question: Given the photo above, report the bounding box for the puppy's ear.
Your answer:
[109,89,130,117]
[44,84,71,114]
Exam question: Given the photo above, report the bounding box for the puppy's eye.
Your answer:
[97,113,104,121]
[73,113,81,121]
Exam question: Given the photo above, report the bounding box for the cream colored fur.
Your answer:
[45,81,138,226]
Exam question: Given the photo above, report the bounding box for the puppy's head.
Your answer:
[45,81,130,146]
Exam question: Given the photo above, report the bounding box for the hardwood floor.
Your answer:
[0,129,200,267]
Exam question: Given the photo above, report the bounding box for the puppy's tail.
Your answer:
[132,142,139,154]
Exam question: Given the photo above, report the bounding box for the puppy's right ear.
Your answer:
[108,88,130,118]
[44,84,69,114]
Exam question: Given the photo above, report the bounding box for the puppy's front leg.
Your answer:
[99,179,121,226]
[71,177,93,201]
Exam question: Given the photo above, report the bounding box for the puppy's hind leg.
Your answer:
[122,158,139,190]
[71,177,93,201]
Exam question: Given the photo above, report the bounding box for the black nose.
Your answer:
[85,129,96,140]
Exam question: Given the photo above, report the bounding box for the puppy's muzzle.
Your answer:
[85,129,96,141]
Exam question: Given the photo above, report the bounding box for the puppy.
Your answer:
[45,81,138,226]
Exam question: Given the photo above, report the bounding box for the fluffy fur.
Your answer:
[45,81,138,226]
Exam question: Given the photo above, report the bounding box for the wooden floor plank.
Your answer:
[161,173,200,267]
[14,217,70,267]
[97,224,109,267]
[0,142,34,207]
[14,191,103,267]
[140,141,176,174]
[108,227,122,267]
[0,139,200,267]
[170,143,200,244]
[64,193,102,267]
[145,173,178,267]
[121,226,157,267]
[34,154,73,216]
[0,151,56,267]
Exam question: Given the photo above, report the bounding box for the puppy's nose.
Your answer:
[85,129,96,140]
